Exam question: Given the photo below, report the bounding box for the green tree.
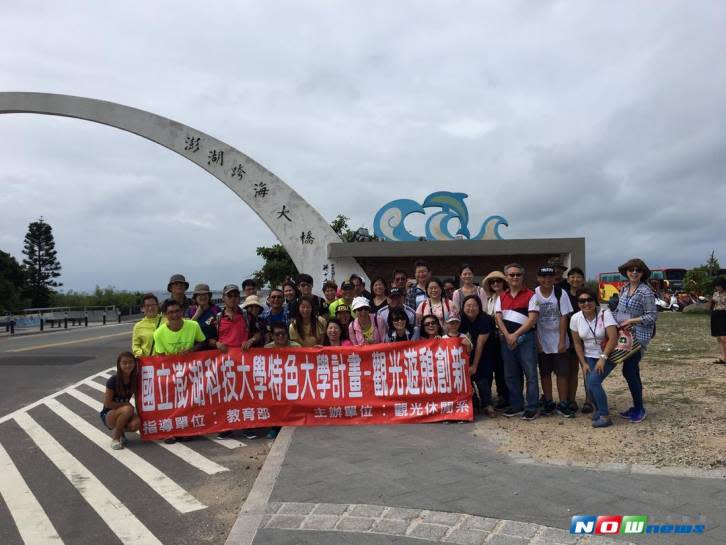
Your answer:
[0,250,28,313]
[22,218,62,307]
[683,251,720,296]
[253,244,298,289]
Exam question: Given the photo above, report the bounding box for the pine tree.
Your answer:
[22,217,62,307]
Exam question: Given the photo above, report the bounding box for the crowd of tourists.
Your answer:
[101,257,660,449]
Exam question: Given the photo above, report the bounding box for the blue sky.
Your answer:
[1,1,724,291]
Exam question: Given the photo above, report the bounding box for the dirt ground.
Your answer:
[473,312,726,469]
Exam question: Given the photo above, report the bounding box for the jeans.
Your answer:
[491,333,510,404]
[585,357,616,418]
[622,349,644,410]
[501,331,539,411]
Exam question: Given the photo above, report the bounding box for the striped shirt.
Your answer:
[494,288,538,334]
[616,283,657,347]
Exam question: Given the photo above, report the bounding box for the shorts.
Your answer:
[711,310,726,337]
[99,408,111,429]
[538,352,569,377]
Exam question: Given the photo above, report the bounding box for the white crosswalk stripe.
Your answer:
[44,398,206,513]
[13,411,164,545]
[65,387,229,475]
[0,442,62,545]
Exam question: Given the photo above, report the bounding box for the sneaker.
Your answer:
[242,431,258,439]
[592,416,613,428]
[494,401,509,412]
[163,437,177,444]
[619,407,635,419]
[522,410,538,421]
[555,401,576,418]
[541,400,556,416]
[483,405,497,418]
[111,439,124,450]
[568,401,579,413]
[217,430,234,439]
[538,394,546,408]
[503,407,524,417]
[630,408,647,423]
[581,402,594,414]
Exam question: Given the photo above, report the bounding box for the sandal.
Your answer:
[581,402,594,414]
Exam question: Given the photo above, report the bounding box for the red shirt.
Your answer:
[496,288,537,333]
[216,310,249,347]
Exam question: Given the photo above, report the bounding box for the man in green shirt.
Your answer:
[328,280,357,318]
[153,299,207,355]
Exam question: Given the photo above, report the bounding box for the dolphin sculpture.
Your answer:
[373,198,426,241]
[471,215,509,240]
[422,192,471,239]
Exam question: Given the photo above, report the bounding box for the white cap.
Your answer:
[351,296,371,311]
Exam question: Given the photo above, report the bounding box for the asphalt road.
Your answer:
[0,324,269,545]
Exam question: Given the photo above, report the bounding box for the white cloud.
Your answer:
[0,1,724,290]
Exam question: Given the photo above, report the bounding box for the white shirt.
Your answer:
[532,287,573,353]
[570,309,618,359]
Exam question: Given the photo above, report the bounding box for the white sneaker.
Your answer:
[111,439,124,450]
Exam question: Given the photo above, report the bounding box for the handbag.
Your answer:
[608,325,641,365]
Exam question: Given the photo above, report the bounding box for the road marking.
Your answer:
[45,399,206,514]
[65,388,229,476]
[98,372,112,379]
[14,412,163,545]
[82,379,106,393]
[0,368,115,425]
[8,331,131,353]
[210,437,247,449]
[0,442,63,545]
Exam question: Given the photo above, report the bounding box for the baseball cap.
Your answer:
[351,297,371,311]
[335,304,351,314]
[389,287,405,297]
[340,281,354,290]
[537,267,555,276]
[446,313,461,323]
[223,283,241,295]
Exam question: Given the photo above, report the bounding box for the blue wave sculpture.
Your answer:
[373,192,508,241]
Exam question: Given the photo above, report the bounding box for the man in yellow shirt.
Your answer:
[153,299,206,355]
[132,293,163,357]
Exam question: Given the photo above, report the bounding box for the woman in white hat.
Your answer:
[349,297,388,345]
[242,295,267,348]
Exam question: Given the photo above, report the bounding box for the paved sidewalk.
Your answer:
[234,423,724,545]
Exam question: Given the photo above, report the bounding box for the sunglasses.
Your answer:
[490,279,504,283]
[507,273,523,278]
[423,321,438,327]
[627,268,642,273]
[578,298,595,304]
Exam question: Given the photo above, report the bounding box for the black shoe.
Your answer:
[163,437,177,444]
[495,401,509,412]
[541,400,556,416]
[522,410,538,421]
[503,407,524,417]
[555,401,576,419]
[217,430,234,439]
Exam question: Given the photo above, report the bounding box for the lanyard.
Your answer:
[585,312,600,342]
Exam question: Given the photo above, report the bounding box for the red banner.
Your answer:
[137,338,472,440]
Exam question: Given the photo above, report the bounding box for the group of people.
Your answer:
[102,257,659,449]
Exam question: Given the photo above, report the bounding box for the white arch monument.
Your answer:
[0,92,367,289]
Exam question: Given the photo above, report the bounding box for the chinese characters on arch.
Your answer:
[137,338,472,440]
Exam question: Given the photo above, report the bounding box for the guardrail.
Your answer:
[3,305,136,335]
